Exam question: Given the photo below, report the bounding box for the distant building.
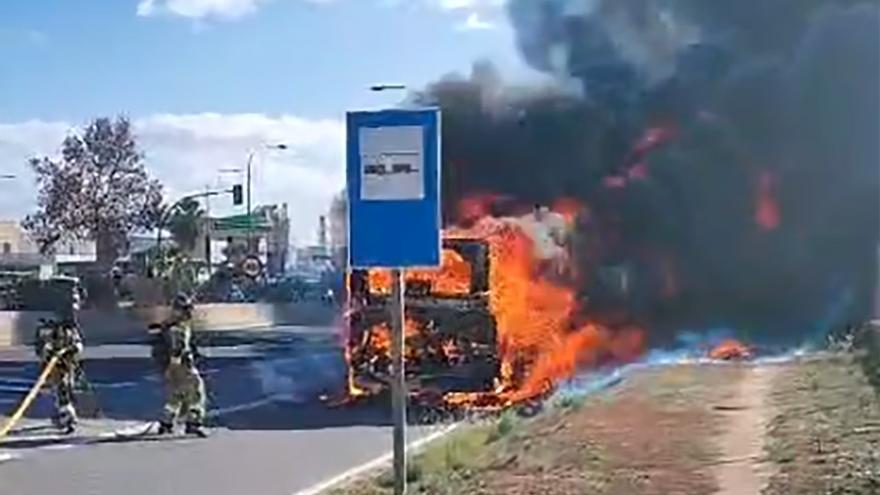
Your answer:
[292,245,334,282]
[54,239,98,264]
[295,245,331,265]
[327,192,347,269]
[0,220,96,277]
[261,204,290,276]
[1,204,292,279]
[0,220,34,255]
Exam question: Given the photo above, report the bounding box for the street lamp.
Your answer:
[371,84,407,92]
[244,144,289,252]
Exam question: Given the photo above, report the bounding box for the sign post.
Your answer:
[347,109,441,495]
[390,268,405,495]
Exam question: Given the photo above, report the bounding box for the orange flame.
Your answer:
[457,192,502,224]
[551,197,584,223]
[349,196,646,410]
[362,320,424,361]
[709,339,752,361]
[368,249,473,297]
[344,344,370,398]
[756,170,781,231]
[443,200,646,408]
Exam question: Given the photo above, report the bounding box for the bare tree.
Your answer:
[23,117,163,269]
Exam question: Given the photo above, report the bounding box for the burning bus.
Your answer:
[343,205,647,410]
[346,238,500,401]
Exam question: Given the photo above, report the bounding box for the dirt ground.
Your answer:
[334,354,880,495]
[713,365,777,495]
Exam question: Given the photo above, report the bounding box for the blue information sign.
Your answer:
[347,108,442,268]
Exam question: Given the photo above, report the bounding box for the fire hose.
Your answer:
[0,352,63,440]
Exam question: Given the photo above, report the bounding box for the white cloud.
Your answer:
[456,12,496,30]
[137,0,273,20]
[434,0,504,11]
[0,113,345,245]
[136,0,504,21]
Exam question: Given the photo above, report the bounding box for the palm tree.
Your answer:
[167,197,205,253]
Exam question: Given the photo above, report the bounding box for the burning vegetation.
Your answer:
[709,339,753,361]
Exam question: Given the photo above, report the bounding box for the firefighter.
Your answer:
[35,281,85,434]
[152,293,207,437]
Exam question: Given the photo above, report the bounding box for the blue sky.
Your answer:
[0,0,525,122]
[0,0,534,244]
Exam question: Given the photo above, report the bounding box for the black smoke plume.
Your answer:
[415,1,879,344]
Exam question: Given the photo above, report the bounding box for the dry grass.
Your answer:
[762,354,880,495]
[333,352,880,495]
[333,363,747,495]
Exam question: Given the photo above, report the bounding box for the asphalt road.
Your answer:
[0,326,449,495]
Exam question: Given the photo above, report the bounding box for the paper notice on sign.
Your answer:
[360,126,424,201]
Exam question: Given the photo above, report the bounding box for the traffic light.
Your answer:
[231,184,243,206]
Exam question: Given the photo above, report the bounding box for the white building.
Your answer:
[0,220,96,274]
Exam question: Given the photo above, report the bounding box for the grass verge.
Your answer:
[763,354,880,495]
[333,364,744,495]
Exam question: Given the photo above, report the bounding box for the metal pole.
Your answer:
[155,207,167,274]
[204,184,212,276]
[246,152,254,253]
[390,268,407,495]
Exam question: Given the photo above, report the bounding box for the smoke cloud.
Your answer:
[415,1,880,343]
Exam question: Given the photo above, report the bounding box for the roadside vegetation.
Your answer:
[335,342,880,495]
[333,364,748,495]
[763,352,880,494]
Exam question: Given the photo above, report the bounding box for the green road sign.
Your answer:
[212,214,271,232]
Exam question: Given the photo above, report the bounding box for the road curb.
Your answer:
[293,423,460,495]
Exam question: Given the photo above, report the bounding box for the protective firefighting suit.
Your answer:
[152,295,206,436]
[35,318,83,433]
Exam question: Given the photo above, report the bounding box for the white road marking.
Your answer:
[0,452,20,463]
[101,422,156,439]
[39,444,76,451]
[89,381,140,389]
[1,374,140,389]
[292,423,460,495]
[0,377,38,384]
[0,385,37,393]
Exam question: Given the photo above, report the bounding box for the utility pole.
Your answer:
[204,184,212,275]
[246,151,255,253]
